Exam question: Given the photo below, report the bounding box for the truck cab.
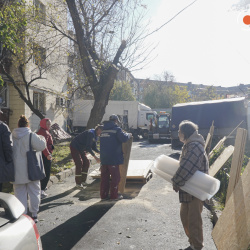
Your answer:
[148,111,171,143]
[129,110,157,140]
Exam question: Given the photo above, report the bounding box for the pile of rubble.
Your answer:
[50,123,72,143]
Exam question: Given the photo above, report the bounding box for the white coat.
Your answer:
[12,127,46,184]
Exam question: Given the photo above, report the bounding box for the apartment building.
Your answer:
[0,0,69,131]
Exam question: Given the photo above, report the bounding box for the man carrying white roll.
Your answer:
[171,120,209,250]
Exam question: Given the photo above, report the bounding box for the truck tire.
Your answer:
[132,131,139,141]
[142,130,148,139]
[148,139,153,143]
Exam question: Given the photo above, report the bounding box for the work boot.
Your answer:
[75,184,84,190]
[110,194,123,201]
[81,181,89,186]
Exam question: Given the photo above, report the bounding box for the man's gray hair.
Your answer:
[179,120,198,140]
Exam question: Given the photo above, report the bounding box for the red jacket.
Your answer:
[37,118,53,157]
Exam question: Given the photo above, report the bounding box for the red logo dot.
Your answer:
[243,15,250,25]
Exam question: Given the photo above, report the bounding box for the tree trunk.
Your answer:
[66,0,97,86]
[87,97,109,128]
[66,0,126,129]
[86,65,118,128]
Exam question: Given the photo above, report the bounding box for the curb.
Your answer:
[205,199,222,227]
[46,154,96,189]
[47,166,76,189]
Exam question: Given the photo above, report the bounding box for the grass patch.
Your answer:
[51,141,74,175]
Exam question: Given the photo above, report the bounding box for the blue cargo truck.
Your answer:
[170,97,247,148]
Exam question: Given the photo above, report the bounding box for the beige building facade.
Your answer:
[0,0,69,131]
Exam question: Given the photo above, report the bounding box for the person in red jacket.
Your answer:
[37,118,54,199]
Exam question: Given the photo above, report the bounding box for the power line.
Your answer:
[139,0,199,41]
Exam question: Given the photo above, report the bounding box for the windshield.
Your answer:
[158,115,169,128]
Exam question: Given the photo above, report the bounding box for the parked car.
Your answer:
[0,192,42,250]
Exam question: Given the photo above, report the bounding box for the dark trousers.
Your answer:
[70,146,90,185]
[100,165,120,200]
[0,183,2,192]
[40,154,52,191]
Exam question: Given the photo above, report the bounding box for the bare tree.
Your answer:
[163,70,176,83]
[64,0,153,128]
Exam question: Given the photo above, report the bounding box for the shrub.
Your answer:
[209,144,249,208]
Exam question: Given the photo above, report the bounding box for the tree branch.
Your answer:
[66,0,98,86]
[49,20,77,44]
[1,65,44,119]
[87,0,119,38]
[113,40,126,65]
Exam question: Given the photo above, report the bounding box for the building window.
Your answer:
[34,0,46,25]
[33,92,45,114]
[66,99,70,108]
[60,98,64,107]
[33,43,46,67]
[56,97,66,107]
[56,97,60,106]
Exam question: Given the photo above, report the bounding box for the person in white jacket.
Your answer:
[12,115,46,223]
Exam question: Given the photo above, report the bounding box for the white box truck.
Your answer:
[73,100,157,139]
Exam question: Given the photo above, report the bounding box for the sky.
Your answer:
[132,0,250,87]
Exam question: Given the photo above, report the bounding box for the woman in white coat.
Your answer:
[12,115,46,223]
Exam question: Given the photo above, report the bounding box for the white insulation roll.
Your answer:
[152,155,220,201]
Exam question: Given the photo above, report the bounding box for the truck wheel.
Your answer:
[132,132,139,141]
[142,131,148,139]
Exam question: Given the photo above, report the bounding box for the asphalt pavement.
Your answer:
[37,174,217,250]
[37,141,217,250]
[76,175,217,250]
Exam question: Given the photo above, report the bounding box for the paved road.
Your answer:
[37,141,217,250]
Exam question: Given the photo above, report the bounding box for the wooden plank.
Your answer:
[209,145,234,177]
[205,121,214,156]
[209,136,226,159]
[118,136,133,193]
[205,133,211,151]
[226,128,247,203]
[89,160,152,180]
[212,160,250,250]
[89,169,101,178]
[126,160,153,178]
[126,172,153,184]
